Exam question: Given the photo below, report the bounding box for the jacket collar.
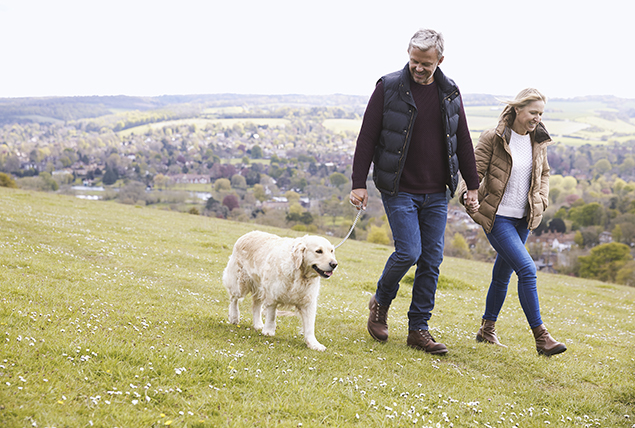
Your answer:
[433,66,456,94]
[495,119,552,146]
[399,63,413,90]
[534,122,552,145]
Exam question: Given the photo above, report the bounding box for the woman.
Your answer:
[459,88,566,356]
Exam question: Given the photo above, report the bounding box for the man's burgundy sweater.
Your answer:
[351,79,479,194]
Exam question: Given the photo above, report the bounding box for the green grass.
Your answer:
[322,119,362,133]
[206,118,291,128]
[465,116,498,132]
[203,106,245,115]
[1,187,634,427]
[117,118,221,137]
[118,118,292,137]
[10,115,65,124]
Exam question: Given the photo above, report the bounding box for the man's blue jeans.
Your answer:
[484,215,543,328]
[376,191,447,331]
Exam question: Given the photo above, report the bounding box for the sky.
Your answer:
[1,0,634,100]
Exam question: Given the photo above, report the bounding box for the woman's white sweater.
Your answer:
[497,130,532,218]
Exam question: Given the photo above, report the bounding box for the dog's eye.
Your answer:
[316,249,323,254]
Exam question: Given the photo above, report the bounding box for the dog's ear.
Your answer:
[291,241,307,270]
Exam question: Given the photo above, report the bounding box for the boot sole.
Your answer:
[476,334,507,347]
[407,343,448,354]
[367,325,388,342]
[537,345,567,356]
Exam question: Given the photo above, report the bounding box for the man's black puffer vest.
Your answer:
[372,63,463,197]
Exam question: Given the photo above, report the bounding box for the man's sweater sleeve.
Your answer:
[351,81,384,189]
[456,97,480,190]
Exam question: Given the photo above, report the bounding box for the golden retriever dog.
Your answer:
[222,231,337,351]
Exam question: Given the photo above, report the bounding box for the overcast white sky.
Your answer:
[1,0,633,100]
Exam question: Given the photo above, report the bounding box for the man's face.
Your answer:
[408,48,444,85]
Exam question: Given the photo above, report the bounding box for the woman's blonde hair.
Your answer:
[500,88,547,125]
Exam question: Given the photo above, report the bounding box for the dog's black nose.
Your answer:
[330,262,338,269]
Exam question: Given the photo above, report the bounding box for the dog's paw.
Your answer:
[261,327,276,336]
[228,314,240,325]
[307,341,326,352]
[253,321,264,331]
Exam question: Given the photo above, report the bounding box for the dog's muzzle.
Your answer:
[312,262,337,279]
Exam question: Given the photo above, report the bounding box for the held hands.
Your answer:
[350,189,368,210]
[351,188,477,213]
[464,189,479,214]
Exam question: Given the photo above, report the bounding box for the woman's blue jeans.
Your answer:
[484,215,543,328]
[376,192,447,331]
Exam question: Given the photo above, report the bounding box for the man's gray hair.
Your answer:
[408,29,444,59]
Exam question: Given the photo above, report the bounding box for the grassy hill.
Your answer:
[1,187,634,427]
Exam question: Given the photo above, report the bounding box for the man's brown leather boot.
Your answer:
[367,294,389,342]
[407,329,448,354]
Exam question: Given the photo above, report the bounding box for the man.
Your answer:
[350,29,479,354]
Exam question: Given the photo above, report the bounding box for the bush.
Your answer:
[231,174,247,189]
[445,233,470,259]
[0,172,17,188]
[616,260,635,286]
[39,172,59,191]
[214,178,231,192]
[578,242,632,283]
[117,181,146,205]
[367,225,390,245]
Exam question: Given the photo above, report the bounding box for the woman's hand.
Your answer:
[464,189,479,213]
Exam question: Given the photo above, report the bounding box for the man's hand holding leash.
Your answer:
[334,189,367,249]
[350,189,368,211]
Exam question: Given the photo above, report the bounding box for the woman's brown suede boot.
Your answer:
[476,319,507,347]
[532,324,567,356]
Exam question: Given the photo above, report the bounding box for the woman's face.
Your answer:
[513,100,545,135]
